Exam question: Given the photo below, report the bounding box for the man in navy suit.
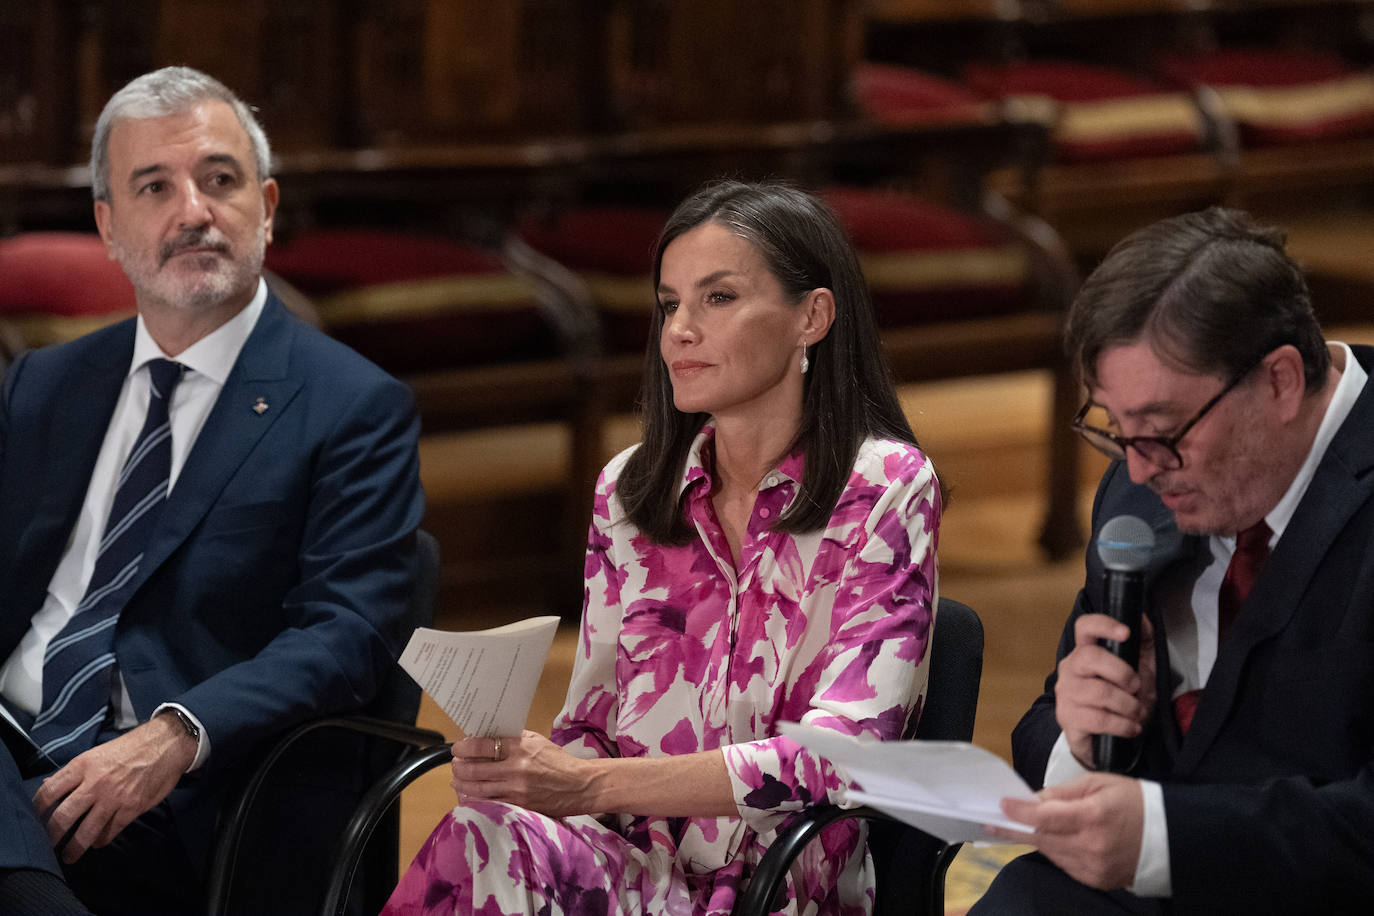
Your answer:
[0,67,423,913]
[971,208,1374,913]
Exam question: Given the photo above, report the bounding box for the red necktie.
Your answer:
[1174,520,1272,734]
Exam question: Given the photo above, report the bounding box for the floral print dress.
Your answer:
[383,425,940,916]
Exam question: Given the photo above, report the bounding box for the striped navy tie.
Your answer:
[30,358,183,766]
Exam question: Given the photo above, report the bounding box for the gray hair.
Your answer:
[91,66,272,202]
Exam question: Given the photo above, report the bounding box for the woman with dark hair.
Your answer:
[383,180,941,916]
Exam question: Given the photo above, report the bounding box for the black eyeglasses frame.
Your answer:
[1071,354,1268,470]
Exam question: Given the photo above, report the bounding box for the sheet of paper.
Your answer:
[780,722,1036,844]
[399,616,560,738]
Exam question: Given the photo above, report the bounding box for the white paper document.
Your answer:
[399,616,560,738]
[780,722,1037,844]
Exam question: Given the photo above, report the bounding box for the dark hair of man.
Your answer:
[1065,206,1330,392]
[616,179,925,545]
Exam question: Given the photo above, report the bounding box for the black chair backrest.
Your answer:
[207,527,442,916]
[342,527,441,910]
[728,595,985,916]
[369,528,442,723]
[912,596,984,742]
[870,596,983,916]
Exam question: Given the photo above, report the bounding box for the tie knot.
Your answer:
[1236,519,1272,558]
[146,359,183,401]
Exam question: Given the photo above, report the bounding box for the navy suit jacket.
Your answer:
[0,292,424,872]
[1012,344,1374,913]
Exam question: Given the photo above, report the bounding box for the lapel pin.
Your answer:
[252,397,269,415]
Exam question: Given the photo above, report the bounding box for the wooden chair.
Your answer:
[262,225,602,617]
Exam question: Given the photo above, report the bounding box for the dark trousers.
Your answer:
[1,728,200,915]
[969,852,1170,916]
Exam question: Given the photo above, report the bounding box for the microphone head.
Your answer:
[1096,514,1155,572]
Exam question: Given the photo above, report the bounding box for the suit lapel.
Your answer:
[1176,349,1374,771]
[133,296,304,587]
[19,326,133,577]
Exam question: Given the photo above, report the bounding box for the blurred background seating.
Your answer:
[5,2,1374,908]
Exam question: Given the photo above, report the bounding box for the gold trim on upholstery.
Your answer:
[1215,74,1374,128]
[1055,94,1204,143]
[315,274,540,324]
[9,311,134,347]
[862,245,1030,290]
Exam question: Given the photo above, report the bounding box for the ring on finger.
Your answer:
[492,736,503,761]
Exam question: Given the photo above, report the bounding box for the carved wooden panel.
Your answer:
[0,1,71,164]
[604,0,859,128]
[350,0,594,145]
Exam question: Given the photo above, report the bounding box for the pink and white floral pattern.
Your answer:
[384,425,939,915]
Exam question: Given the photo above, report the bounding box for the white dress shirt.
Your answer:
[1042,342,1368,896]
[0,279,267,770]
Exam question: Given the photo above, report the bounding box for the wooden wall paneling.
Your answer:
[349,0,428,146]
[865,0,1027,23]
[155,0,266,110]
[0,0,73,165]
[421,0,524,135]
[604,0,855,129]
[505,0,597,137]
[253,0,344,153]
[350,0,591,145]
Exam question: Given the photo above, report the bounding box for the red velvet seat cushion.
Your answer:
[518,207,668,354]
[1158,48,1354,91]
[0,232,136,348]
[517,207,667,277]
[1157,48,1374,146]
[966,60,1166,103]
[264,229,554,373]
[0,232,135,316]
[264,228,509,294]
[852,63,991,124]
[964,60,1205,161]
[818,187,1029,324]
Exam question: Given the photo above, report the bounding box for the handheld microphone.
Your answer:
[1092,514,1154,773]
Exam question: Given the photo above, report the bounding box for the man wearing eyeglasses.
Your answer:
[971,207,1374,913]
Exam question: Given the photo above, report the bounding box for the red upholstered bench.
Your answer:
[0,231,320,363]
[0,232,137,354]
[962,59,1208,163]
[513,207,664,364]
[265,227,598,614]
[852,59,1227,258]
[264,228,563,376]
[852,62,995,127]
[1157,48,1374,148]
[819,187,1030,326]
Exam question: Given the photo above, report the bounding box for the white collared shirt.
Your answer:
[1044,342,1368,896]
[0,279,268,769]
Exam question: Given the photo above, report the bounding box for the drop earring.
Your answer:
[800,343,810,375]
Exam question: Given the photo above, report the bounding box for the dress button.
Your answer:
[765,476,778,488]
[759,507,771,519]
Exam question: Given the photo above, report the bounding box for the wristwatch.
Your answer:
[159,707,201,742]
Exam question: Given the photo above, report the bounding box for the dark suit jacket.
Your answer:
[1012,343,1374,914]
[0,292,424,875]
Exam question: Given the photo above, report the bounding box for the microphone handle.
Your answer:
[1093,569,1144,773]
